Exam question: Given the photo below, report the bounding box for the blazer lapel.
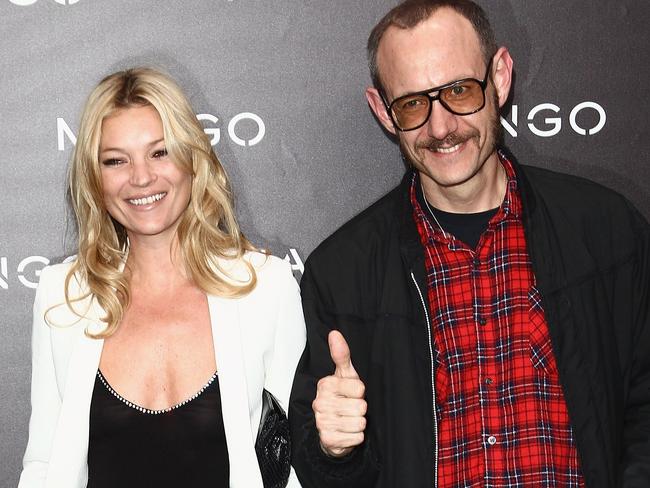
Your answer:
[46,318,104,488]
[208,294,263,487]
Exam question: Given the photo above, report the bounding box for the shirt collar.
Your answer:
[409,150,523,240]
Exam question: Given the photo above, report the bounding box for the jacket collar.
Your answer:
[504,146,538,224]
[503,149,560,292]
[208,293,264,486]
[396,171,426,271]
[500,148,594,295]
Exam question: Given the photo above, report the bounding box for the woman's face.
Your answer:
[98,105,192,244]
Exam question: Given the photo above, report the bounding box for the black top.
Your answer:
[88,371,229,487]
[427,205,499,250]
[415,177,499,249]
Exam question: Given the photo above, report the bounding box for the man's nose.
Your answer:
[425,100,458,141]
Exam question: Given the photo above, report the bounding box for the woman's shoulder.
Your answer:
[34,259,102,330]
[244,251,294,280]
[36,260,76,296]
[235,251,299,298]
[212,250,297,298]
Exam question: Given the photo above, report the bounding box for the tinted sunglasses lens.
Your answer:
[391,95,430,130]
[440,80,484,115]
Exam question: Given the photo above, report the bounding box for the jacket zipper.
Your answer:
[411,271,438,488]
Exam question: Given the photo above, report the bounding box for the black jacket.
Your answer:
[289,159,650,488]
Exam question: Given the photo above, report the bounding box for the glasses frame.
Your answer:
[384,57,494,132]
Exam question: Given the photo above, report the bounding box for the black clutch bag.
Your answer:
[255,389,291,488]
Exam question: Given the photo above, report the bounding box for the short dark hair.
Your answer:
[368,0,497,93]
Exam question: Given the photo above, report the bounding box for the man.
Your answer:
[289,1,650,487]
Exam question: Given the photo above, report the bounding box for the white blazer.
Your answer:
[18,252,306,488]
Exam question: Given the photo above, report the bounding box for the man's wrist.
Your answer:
[319,441,355,459]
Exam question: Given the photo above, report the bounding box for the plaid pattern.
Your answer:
[411,155,584,487]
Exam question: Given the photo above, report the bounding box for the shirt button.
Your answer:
[487,435,497,446]
[478,316,487,326]
[473,258,481,267]
[485,377,493,385]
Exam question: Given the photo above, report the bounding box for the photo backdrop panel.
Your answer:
[1,1,648,485]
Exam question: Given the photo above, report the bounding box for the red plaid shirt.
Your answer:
[411,155,584,487]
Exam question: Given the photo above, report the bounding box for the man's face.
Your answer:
[367,8,511,194]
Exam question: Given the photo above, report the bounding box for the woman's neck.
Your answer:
[124,235,191,290]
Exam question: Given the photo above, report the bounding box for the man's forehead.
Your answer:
[379,8,481,53]
[376,8,484,94]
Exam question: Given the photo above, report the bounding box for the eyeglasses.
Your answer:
[384,58,493,132]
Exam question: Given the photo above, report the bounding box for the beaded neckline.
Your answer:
[96,370,218,415]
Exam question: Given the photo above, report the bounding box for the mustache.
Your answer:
[416,131,479,151]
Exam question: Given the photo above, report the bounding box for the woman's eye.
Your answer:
[152,148,168,159]
[101,158,123,166]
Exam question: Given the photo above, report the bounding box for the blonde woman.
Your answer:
[18,68,305,488]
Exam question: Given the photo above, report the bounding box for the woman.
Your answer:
[18,67,306,487]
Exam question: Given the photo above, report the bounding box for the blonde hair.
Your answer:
[65,67,256,337]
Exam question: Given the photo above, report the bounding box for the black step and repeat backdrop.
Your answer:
[1,0,648,484]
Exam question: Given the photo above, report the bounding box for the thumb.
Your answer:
[328,330,358,379]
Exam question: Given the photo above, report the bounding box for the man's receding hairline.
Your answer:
[374,7,486,95]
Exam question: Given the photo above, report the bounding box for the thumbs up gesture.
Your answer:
[313,330,367,457]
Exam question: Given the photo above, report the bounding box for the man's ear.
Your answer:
[491,47,514,108]
[366,87,397,135]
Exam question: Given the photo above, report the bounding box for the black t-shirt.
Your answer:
[87,371,229,487]
[416,181,499,250]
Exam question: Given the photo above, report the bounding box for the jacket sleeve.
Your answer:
[263,261,307,488]
[289,258,380,488]
[621,205,650,487]
[264,261,307,415]
[18,267,62,488]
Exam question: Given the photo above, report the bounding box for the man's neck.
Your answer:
[420,154,506,213]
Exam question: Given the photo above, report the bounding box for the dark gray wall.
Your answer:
[1,1,648,485]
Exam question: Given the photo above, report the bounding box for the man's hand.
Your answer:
[313,330,367,457]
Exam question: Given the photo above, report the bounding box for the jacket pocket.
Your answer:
[528,285,559,377]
